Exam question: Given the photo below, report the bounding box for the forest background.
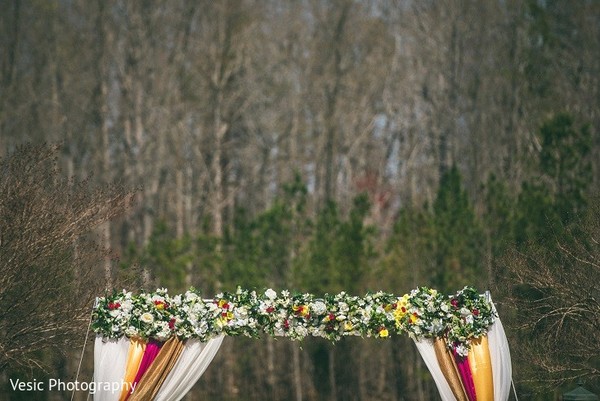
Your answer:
[0,0,599,400]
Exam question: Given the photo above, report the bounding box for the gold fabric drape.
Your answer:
[467,336,495,401]
[433,337,469,401]
[119,338,147,401]
[128,336,185,401]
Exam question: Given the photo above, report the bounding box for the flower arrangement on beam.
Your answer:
[92,286,496,357]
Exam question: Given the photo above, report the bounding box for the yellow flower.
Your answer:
[293,305,310,317]
[379,328,389,338]
[409,314,418,324]
[344,321,353,331]
[393,296,409,322]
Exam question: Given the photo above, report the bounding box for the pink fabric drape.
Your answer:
[126,340,163,399]
[454,352,477,401]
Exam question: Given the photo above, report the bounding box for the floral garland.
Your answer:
[92,286,497,356]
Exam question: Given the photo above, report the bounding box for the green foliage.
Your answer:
[297,194,374,294]
[539,113,592,221]
[384,207,434,291]
[483,174,516,258]
[385,166,485,293]
[222,173,309,290]
[144,222,194,293]
[515,113,593,246]
[432,166,485,291]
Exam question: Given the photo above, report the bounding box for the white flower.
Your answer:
[155,322,171,340]
[454,343,469,357]
[121,300,133,312]
[151,294,165,303]
[312,300,327,315]
[185,291,199,301]
[431,318,444,334]
[265,288,277,300]
[140,312,154,324]
[125,326,139,337]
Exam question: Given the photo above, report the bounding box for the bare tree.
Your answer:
[498,201,600,391]
[0,143,135,372]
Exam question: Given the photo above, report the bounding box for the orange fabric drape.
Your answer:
[119,338,146,401]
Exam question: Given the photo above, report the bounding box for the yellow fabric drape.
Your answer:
[128,336,185,401]
[467,336,495,401]
[433,337,469,401]
[119,338,147,401]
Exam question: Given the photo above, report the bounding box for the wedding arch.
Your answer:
[91,286,513,401]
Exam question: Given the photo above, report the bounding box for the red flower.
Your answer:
[451,299,459,308]
[472,309,479,316]
[169,318,176,329]
[283,319,290,330]
[328,313,335,321]
[108,302,121,310]
[266,306,275,313]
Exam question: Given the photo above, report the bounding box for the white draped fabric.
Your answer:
[93,335,223,401]
[488,308,512,401]
[153,335,225,401]
[414,339,457,401]
[93,336,130,401]
[414,299,513,401]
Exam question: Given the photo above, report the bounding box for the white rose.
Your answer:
[140,312,154,324]
[265,288,277,300]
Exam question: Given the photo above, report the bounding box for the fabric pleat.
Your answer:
[125,340,163,400]
[153,335,225,401]
[467,336,494,401]
[94,336,130,401]
[487,302,512,401]
[454,352,477,401]
[433,337,469,401]
[119,338,147,401]
[414,338,458,401]
[128,336,184,401]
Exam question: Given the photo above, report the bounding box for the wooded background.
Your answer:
[1,0,599,400]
